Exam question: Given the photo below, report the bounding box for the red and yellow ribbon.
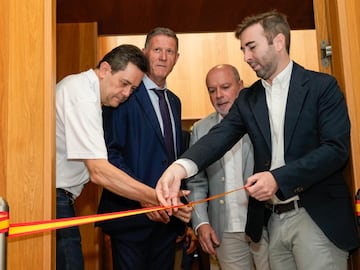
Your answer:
[356,199,360,216]
[0,212,9,234]
[0,186,246,238]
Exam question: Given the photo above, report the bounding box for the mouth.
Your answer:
[248,62,260,71]
[156,64,167,69]
[216,101,229,109]
[113,96,126,105]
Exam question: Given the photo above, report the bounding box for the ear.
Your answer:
[239,79,244,90]
[98,61,111,79]
[174,52,180,65]
[273,33,286,52]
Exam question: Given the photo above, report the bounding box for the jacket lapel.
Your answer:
[134,83,165,145]
[249,80,272,151]
[284,63,309,152]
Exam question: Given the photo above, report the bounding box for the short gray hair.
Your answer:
[144,27,179,51]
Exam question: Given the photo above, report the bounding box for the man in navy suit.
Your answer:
[97,27,192,270]
[156,11,360,269]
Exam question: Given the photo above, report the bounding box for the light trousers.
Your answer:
[216,230,270,270]
[268,207,348,270]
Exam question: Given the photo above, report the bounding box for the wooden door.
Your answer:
[313,1,360,269]
[1,0,55,268]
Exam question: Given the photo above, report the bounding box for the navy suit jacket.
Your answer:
[182,62,359,251]
[97,81,185,239]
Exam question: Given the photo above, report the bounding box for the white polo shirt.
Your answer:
[56,69,107,198]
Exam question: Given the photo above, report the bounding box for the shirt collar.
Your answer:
[143,74,167,91]
[261,60,293,90]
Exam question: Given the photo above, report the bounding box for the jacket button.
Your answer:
[219,200,225,205]
[265,160,270,167]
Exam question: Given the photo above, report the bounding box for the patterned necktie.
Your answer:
[152,89,175,162]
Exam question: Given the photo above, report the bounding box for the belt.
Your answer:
[266,200,303,214]
[56,188,74,199]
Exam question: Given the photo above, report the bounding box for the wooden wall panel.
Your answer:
[98,30,319,120]
[56,22,98,82]
[0,0,56,269]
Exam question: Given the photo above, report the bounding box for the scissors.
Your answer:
[181,190,201,219]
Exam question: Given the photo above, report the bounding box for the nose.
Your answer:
[159,50,167,60]
[123,86,133,98]
[215,89,223,99]
[243,49,252,63]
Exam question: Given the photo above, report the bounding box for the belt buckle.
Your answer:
[276,200,300,214]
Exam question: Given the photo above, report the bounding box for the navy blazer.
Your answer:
[182,62,359,251]
[97,81,184,238]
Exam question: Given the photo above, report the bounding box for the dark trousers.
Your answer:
[109,223,178,270]
[56,189,84,270]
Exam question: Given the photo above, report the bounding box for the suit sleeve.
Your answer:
[182,102,247,171]
[186,122,210,229]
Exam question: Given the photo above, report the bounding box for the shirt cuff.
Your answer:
[174,158,198,178]
[194,222,210,235]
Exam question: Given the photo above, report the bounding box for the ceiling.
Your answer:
[57,0,315,35]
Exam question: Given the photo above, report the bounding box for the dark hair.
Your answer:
[96,44,149,73]
[235,10,291,54]
[144,27,179,51]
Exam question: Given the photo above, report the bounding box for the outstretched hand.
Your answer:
[155,163,188,214]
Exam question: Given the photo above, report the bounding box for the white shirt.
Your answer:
[263,61,292,171]
[56,69,108,198]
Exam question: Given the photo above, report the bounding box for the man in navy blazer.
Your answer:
[97,27,191,270]
[156,11,360,269]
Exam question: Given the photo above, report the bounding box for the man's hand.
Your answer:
[155,163,188,213]
[245,171,278,201]
[140,202,170,224]
[173,204,193,223]
[197,224,220,255]
[183,226,198,255]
